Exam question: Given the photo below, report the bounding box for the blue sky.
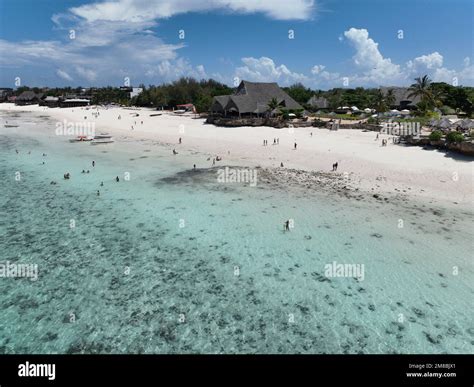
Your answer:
[0,0,472,89]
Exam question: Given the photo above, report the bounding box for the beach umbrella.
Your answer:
[437,117,453,129]
[458,118,474,130]
[401,109,410,115]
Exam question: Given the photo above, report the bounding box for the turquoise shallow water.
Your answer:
[0,111,473,354]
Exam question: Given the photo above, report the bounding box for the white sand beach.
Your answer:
[2,103,473,206]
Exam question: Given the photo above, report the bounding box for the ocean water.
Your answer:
[0,111,473,354]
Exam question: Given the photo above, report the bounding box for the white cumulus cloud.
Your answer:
[235,57,308,85]
[69,0,316,22]
[343,28,403,85]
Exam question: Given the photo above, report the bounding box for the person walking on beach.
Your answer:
[116,176,120,182]
[193,164,196,170]
[294,142,297,150]
[92,160,95,167]
[179,137,182,144]
[284,220,290,231]
[100,181,104,186]
[334,162,338,171]
[277,138,279,145]
[97,190,100,196]
[376,133,379,140]
[280,162,284,167]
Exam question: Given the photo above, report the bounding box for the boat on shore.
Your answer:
[91,133,114,145]
[69,135,93,143]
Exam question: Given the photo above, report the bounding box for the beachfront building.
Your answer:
[59,97,90,108]
[15,91,44,105]
[211,80,302,117]
[130,87,143,99]
[380,87,421,110]
[0,88,13,102]
[40,96,60,108]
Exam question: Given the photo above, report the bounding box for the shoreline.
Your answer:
[1,103,472,209]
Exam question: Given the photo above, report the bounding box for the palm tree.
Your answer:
[408,75,432,104]
[385,89,396,108]
[267,97,283,117]
[373,89,387,112]
[430,88,445,109]
[267,97,280,110]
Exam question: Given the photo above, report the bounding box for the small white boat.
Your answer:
[94,133,112,139]
[91,133,114,144]
[4,124,19,128]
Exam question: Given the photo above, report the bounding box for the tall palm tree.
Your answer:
[408,75,432,103]
[385,88,396,108]
[373,89,387,112]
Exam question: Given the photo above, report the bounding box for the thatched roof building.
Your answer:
[379,87,421,109]
[211,81,302,116]
[0,88,13,102]
[15,91,44,105]
[40,96,60,108]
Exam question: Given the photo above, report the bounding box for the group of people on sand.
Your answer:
[263,138,280,146]
[211,156,222,166]
[377,133,399,146]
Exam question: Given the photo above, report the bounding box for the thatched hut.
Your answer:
[15,91,43,105]
[379,87,421,110]
[210,81,302,117]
